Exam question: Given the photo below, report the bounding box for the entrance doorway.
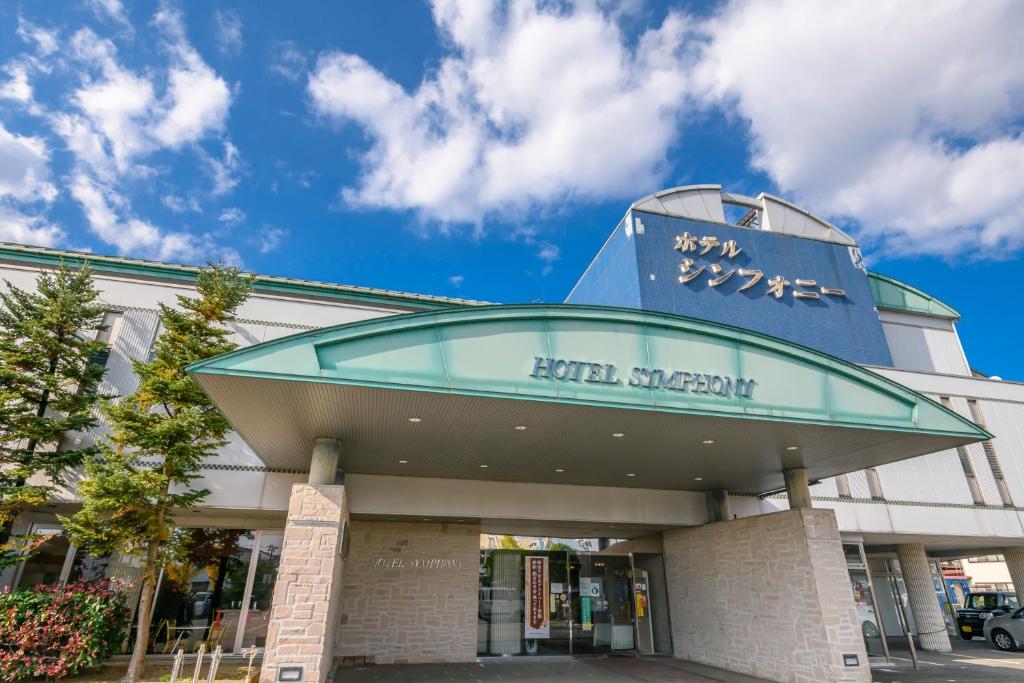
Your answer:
[477,539,672,657]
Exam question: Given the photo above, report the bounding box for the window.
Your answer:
[88,311,124,368]
[968,555,1005,563]
[966,594,999,610]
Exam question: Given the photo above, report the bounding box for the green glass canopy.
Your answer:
[867,271,959,319]
[188,304,987,493]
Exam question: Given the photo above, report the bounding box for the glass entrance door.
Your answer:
[478,540,670,657]
[569,553,635,654]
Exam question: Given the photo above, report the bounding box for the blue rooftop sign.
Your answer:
[566,210,894,367]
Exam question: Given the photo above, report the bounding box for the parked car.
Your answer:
[957,591,1018,640]
[983,606,1024,651]
[193,591,213,618]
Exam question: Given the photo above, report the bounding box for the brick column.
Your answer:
[895,544,951,653]
[1003,546,1024,595]
[260,483,348,683]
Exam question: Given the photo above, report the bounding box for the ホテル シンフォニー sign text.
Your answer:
[529,356,756,399]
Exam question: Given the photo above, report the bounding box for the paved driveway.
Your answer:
[334,657,768,683]
[333,643,1024,683]
[871,638,1024,683]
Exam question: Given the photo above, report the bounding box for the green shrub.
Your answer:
[0,578,129,680]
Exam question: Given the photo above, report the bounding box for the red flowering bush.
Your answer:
[0,578,129,680]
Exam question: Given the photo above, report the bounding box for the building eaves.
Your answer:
[0,242,490,311]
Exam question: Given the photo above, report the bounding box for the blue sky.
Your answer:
[1,1,1023,378]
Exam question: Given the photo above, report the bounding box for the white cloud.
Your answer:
[307,0,694,224]
[696,0,1024,257]
[0,63,33,103]
[269,40,307,81]
[214,10,243,56]
[303,0,1024,258]
[58,19,232,175]
[11,7,240,261]
[0,206,63,247]
[85,0,132,31]
[68,29,156,173]
[218,206,245,224]
[69,172,207,261]
[152,7,232,148]
[448,274,465,287]
[202,141,242,196]
[0,123,57,203]
[258,226,286,253]
[162,194,200,213]
[16,17,58,56]
[536,240,560,275]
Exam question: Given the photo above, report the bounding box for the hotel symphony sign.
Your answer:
[370,557,463,569]
[530,356,757,399]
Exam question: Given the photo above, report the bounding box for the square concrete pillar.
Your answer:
[663,508,870,683]
[261,484,348,683]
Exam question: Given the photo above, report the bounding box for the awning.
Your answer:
[188,305,988,494]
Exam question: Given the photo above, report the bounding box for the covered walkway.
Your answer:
[333,656,771,683]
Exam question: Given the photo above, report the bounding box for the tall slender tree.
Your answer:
[63,264,251,683]
[0,262,108,567]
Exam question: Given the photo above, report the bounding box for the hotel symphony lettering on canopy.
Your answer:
[529,356,758,399]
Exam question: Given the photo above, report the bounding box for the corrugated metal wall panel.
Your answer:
[103,308,160,397]
[875,451,975,505]
[976,399,1024,505]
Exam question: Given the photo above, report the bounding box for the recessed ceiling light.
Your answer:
[515,425,527,431]
[398,459,408,464]
[612,432,625,438]
[694,476,704,481]
[554,468,565,473]
[422,518,431,521]
[786,446,799,451]
[702,439,716,445]
[457,519,465,523]
[479,464,489,468]
[626,473,636,477]
[407,417,422,423]
[387,517,396,520]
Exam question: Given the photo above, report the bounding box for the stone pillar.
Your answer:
[784,467,812,509]
[261,439,348,683]
[706,489,731,522]
[1003,546,1024,594]
[896,543,951,653]
[662,509,870,682]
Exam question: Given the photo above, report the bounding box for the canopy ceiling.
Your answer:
[188,305,988,494]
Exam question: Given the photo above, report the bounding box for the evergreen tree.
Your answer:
[0,262,107,567]
[63,264,251,682]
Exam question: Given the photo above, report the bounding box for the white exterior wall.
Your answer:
[782,304,1024,554]
[0,259,416,513]
[4,255,1024,557]
[878,310,970,376]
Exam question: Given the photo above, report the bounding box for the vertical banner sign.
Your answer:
[581,597,593,632]
[524,556,550,639]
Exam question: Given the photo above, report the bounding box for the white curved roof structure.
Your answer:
[629,184,857,246]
